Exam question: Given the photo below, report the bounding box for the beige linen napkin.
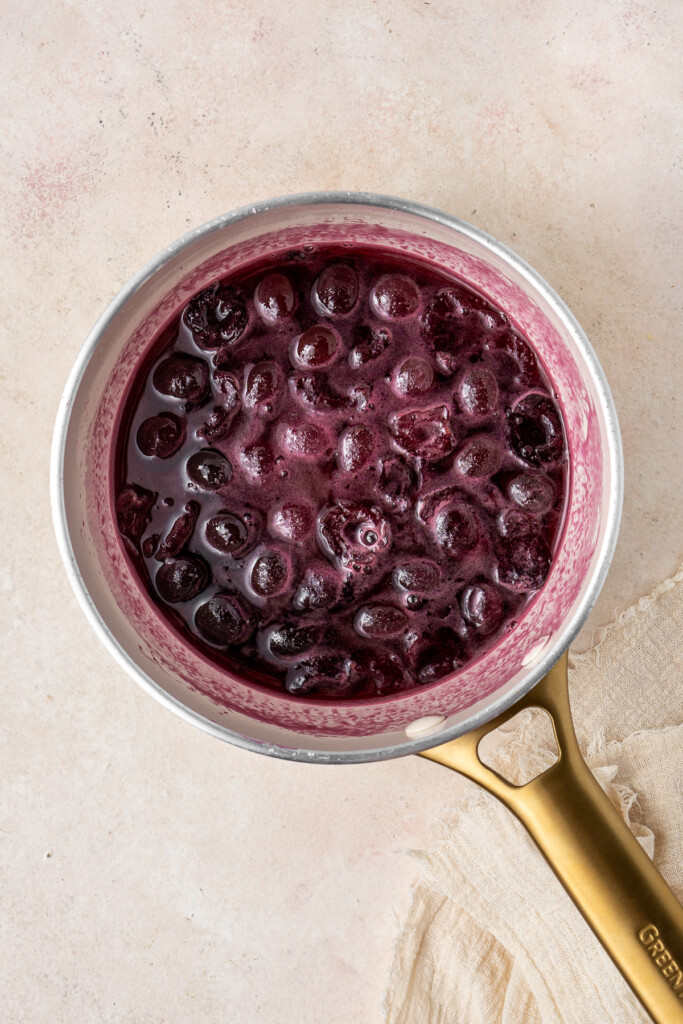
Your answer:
[385,567,683,1024]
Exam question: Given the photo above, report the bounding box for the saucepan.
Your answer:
[51,193,683,1022]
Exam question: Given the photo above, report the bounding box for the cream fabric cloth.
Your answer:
[385,567,683,1024]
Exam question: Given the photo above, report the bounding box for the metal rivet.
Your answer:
[405,715,446,738]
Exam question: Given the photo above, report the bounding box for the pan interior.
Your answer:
[55,196,620,761]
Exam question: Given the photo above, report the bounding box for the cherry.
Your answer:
[392,559,441,594]
[213,369,241,408]
[435,502,479,557]
[351,648,407,695]
[492,332,542,387]
[198,406,234,442]
[339,424,374,472]
[281,422,329,459]
[156,501,200,560]
[389,405,455,461]
[419,287,468,344]
[461,583,504,634]
[186,449,232,489]
[317,502,391,572]
[205,511,253,555]
[269,502,314,542]
[184,285,249,350]
[244,362,282,409]
[496,535,551,591]
[116,485,156,543]
[506,393,564,467]
[416,484,461,524]
[454,435,501,477]
[254,273,296,322]
[354,604,407,639]
[292,563,341,610]
[370,274,421,319]
[194,593,257,646]
[290,373,361,414]
[292,324,341,369]
[458,365,499,418]
[376,456,420,513]
[155,556,209,603]
[406,626,463,684]
[249,549,290,597]
[348,324,391,368]
[136,413,185,458]
[393,357,434,397]
[263,624,319,661]
[496,507,538,539]
[239,443,275,479]
[153,354,210,404]
[285,654,354,696]
[312,264,359,317]
[507,473,555,514]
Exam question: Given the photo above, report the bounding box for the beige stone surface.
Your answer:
[0,2,681,1022]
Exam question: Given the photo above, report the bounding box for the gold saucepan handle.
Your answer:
[421,652,683,1023]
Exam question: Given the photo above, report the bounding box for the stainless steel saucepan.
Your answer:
[51,193,683,1022]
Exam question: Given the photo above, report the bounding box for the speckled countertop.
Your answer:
[1,2,681,1021]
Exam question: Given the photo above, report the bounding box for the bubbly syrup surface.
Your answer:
[115,248,568,699]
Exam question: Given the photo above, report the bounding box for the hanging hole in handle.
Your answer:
[477,707,559,786]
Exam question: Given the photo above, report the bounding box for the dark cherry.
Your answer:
[153,354,210,404]
[255,273,296,322]
[198,406,234,442]
[245,362,282,408]
[269,502,314,542]
[339,424,374,472]
[461,584,504,634]
[194,594,256,646]
[371,274,421,319]
[136,413,185,458]
[292,325,340,368]
[285,654,354,696]
[454,435,501,478]
[205,512,252,555]
[393,357,434,397]
[351,648,406,695]
[317,501,390,572]
[155,556,209,603]
[249,550,290,597]
[458,365,499,418]
[508,473,555,514]
[292,562,341,610]
[393,559,441,594]
[419,287,468,343]
[354,604,407,638]
[506,393,564,467]
[348,323,391,368]
[389,405,455,461]
[184,286,248,350]
[187,449,232,490]
[312,264,359,317]
[407,626,463,685]
[496,535,551,591]
[240,443,275,479]
[376,456,419,514]
[263,624,319,661]
[435,503,479,557]
[156,501,200,560]
[116,485,156,542]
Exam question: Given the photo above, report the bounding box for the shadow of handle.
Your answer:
[420,652,683,1024]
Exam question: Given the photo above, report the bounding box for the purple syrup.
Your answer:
[115,249,568,699]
